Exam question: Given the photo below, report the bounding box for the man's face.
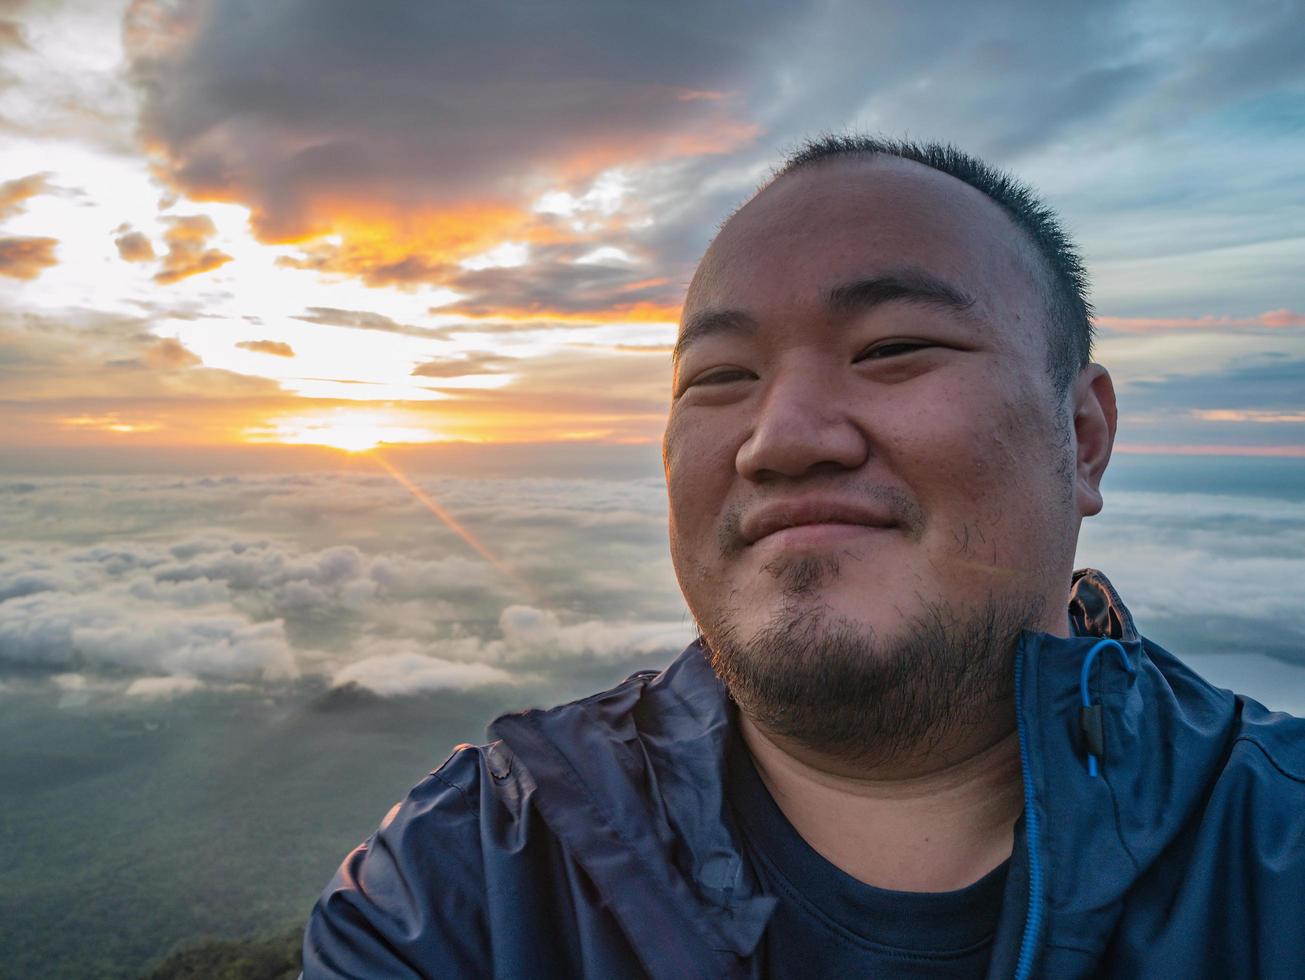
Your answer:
[664,157,1089,711]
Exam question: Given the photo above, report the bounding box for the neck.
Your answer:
[738,706,1024,892]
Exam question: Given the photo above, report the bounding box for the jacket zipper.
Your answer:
[1013,643,1043,980]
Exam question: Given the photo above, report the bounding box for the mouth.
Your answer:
[753,521,893,550]
[740,498,899,547]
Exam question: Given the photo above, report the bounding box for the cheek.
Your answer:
[664,411,739,548]
[888,377,1061,541]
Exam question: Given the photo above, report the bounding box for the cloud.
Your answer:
[1125,357,1305,413]
[1097,309,1305,334]
[0,172,46,219]
[470,604,692,665]
[0,236,58,279]
[1261,309,1305,329]
[331,651,513,697]
[236,339,294,358]
[153,214,232,284]
[410,351,512,379]
[0,2,138,151]
[2,469,1301,711]
[0,19,31,51]
[125,0,762,241]
[144,336,202,368]
[291,306,455,341]
[114,230,156,262]
[433,253,681,322]
[0,474,693,695]
[113,0,1305,341]
[0,307,285,419]
[121,0,769,305]
[1076,487,1305,660]
[1194,410,1305,424]
[123,675,204,699]
[0,585,300,682]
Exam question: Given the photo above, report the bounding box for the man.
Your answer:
[303,138,1305,978]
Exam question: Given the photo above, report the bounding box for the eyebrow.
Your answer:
[673,270,978,363]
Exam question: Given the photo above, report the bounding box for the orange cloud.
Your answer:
[115,230,156,262]
[236,339,295,358]
[0,236,58,279]
[442,301,681,325]
[58,412,164,435]
[272,201,540,283]
[1114,443,1305,458]
[153,215,232,284]
[144,337,201,369]
[1095,309,1305,333]
[1193,409,1305,424]
[0,173,47,219]
[1259,309,1305,328]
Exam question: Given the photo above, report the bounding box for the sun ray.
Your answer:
[369,449,539,602]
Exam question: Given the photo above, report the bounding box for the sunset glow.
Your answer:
[246,410,449,453]
[0,0,1301,466]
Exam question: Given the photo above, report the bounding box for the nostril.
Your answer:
[736,419,871,481]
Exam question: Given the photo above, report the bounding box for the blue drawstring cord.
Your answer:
[1078,638,1135,777]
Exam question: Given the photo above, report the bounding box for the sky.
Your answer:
[0,0,1303,467]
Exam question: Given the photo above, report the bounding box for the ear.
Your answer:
[1071,364,1117,518]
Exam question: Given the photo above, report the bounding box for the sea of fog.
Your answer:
[0,454,1302,976]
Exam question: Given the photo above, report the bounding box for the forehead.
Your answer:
[685,156,1046,337]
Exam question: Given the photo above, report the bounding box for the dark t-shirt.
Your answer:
[726,734,1008,978]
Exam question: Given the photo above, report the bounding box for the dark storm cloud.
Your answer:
[123,0,1305,321]
[126,0,782,239]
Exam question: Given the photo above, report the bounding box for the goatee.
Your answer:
[703,591,1045,767]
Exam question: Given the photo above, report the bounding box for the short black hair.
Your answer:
[774,135,1093,398]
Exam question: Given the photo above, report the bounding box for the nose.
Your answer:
[735,362,869,481]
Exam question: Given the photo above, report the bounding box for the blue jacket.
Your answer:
[303,570,1305,978]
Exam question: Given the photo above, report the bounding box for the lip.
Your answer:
[740,497,898,545]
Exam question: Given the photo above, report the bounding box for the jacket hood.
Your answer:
[488,569,1242,978]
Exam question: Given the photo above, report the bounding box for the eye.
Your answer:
[684,368,753,388]
[855,341,932,361]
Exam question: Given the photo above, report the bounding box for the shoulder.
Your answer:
[1149,640,1305,798]
[1160,649,1305,855]
[1229,695,1305,783]
[302,746,498,978]
[1218,696,1305,836]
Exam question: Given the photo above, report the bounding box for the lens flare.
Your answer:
[369,449,538,602]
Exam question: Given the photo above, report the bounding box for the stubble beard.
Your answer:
[703,565,1046,767]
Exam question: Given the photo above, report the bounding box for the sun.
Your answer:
[246,409,443,452]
